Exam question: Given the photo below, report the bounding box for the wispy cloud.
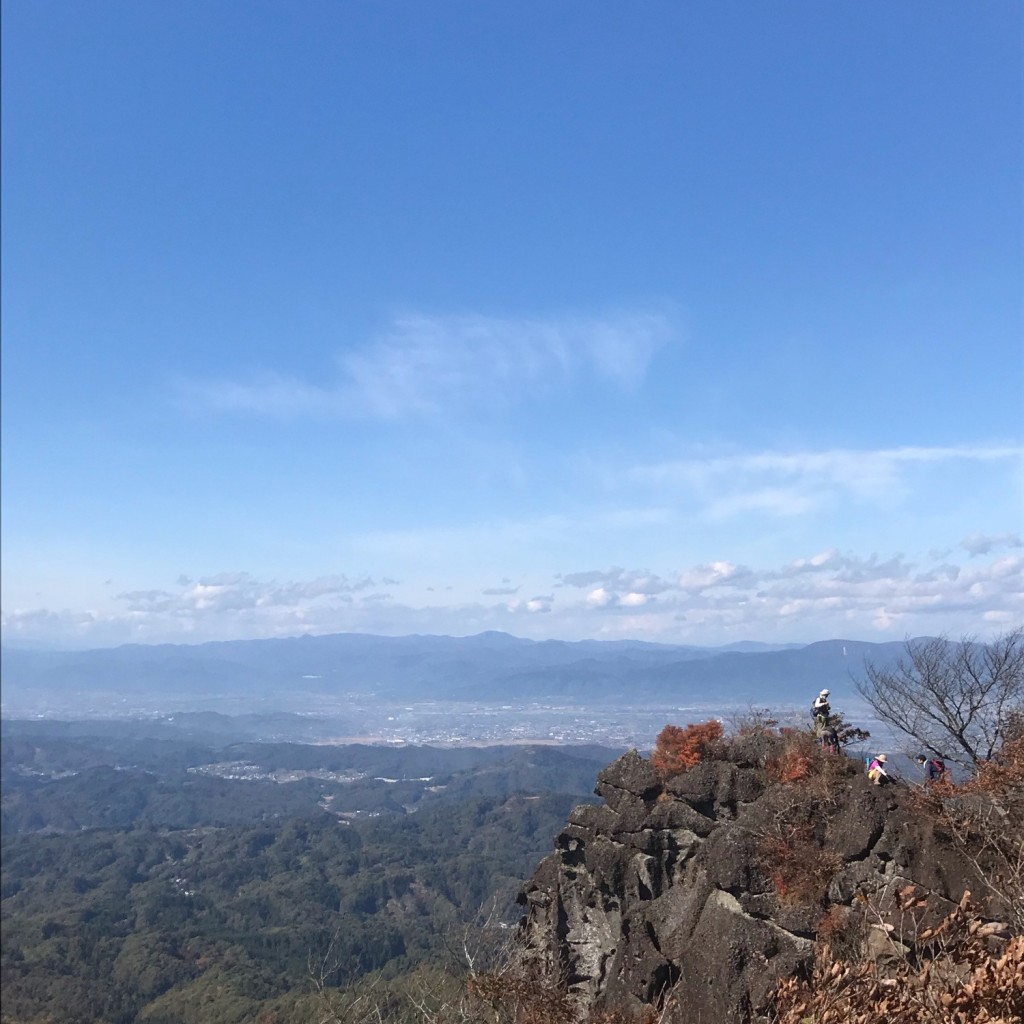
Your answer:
[182,375,338,418]
[182,311,673,420]
[117,572,376,617]
[627,444,1024,519]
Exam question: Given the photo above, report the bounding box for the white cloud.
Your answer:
[679,561,752,590]
[784,550,843,575]
[115,572,376,620]
[961,532,1023,557]
[183,310,673,420]
[988,554,1023,580]
[176,374,340,417]
[913,564,960,584]
[552,547,1022,642]
[3,542,1022,650]
[832,555,912,584]
[561,567,673,595]
[705,487,818,519]
[628,444,1024,520]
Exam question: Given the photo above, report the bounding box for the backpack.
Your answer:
[930,758,946,776]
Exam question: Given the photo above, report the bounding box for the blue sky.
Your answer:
[2,1,1022,649]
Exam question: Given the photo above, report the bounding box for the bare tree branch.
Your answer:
[855,628,1024,769]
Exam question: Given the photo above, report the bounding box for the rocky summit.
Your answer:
[517,745,1007,1024]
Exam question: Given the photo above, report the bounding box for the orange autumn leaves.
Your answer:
[651,720,724,777]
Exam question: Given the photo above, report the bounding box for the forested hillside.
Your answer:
[1,731,608,1024]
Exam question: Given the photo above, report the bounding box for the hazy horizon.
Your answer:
[0,624,913,655]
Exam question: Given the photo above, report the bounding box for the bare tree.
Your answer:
[308,928,393,1024]
[855,628,1024,769]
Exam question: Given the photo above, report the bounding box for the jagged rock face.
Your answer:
[517,749,983,1024]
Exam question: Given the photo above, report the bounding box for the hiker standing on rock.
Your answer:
[811,689,842,753]
[812,689,831,732]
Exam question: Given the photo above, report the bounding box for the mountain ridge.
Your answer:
[0,630,913,712]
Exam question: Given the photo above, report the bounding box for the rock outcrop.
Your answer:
[517,748,995,1024]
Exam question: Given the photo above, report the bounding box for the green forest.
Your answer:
[1,726,610,1024]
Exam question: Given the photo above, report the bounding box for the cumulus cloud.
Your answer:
[183,310,672,420]
[783,550,845,575]
[573,583,658,611]
[914,564,960,584]
[552,547,1023,641]
[560,567,672,595]
[167,573,373,614]
[831,555,912,584]
[504,595,552,614]
[961,532,1023,557]
[2,607,102,636]
[3,541,1022,650]
[108,573,380,631]
[679,561,754,590]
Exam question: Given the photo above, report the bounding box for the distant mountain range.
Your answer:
[0,630,912,712]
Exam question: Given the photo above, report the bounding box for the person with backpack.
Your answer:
[916,753,946,783]
[867,753,889,786]
[812,689,831,731]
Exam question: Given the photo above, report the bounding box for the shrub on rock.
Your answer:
[651,721,723,779]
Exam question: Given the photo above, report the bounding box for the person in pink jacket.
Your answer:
[867,753,889,785]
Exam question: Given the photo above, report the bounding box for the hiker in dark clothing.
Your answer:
[820,725,839,755]
[916,753,947,783]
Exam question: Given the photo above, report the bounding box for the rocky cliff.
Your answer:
[517,745,1007,1024]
